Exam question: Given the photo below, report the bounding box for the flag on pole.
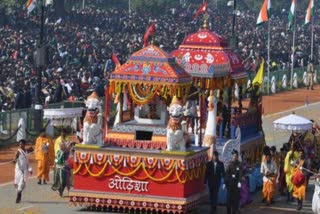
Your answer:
[112,54,121,68]
[252,59,265,86]
[26,0,37,14]
[288,0,296,31]
[305,0,314,25]
[256,0,271,26]
[143,23,156,47]
[193,1,208,20]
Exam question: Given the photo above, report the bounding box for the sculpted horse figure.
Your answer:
[82,92,103,146]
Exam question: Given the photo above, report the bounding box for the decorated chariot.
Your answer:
[69,19,265,213]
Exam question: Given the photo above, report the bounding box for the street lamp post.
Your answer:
[34,0,48,132]
[231,0,236,37]
[227,0,238,49]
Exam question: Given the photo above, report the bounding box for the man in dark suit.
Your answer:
[205,151,225,213]
[225,149,243,214]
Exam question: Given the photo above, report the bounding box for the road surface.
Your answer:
[0,87,319,213]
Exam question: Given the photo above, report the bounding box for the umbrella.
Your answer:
[273,114,312,131]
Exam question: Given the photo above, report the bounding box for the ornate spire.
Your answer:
[202,13,209,30]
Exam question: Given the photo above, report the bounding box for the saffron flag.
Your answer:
[143,23,156,47]
[252,59,264,86]
[26,0,37,14]
[112,54,121,68]
[305,0,314,25]
[288,0,296,31]
[256,0,271,26]
[193,1,208,20]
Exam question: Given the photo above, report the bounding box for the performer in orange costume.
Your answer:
[292,151,308,211]
[35,130,54,185]
[261,152,277,205]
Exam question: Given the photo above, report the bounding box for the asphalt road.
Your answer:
[0,173,316,214]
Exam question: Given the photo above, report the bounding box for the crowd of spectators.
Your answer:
[0,4,319,111]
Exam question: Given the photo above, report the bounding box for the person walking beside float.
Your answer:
[13,139,33,203]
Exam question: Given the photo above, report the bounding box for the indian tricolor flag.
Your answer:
[288,0,296,31]
[256,0,271,26]
[26,0,37,14]
[305,0,314,25]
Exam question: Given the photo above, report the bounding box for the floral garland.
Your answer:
[127,156,142,168]
[73,162,206,184]
[128,83,158,105]
[134,84,156,97]
[93,154,108,165]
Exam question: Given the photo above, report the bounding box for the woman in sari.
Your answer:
[51,142,70,197]
[292,151,308,211]
[284,142,299,202]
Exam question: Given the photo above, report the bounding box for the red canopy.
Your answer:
[109,45,192,105]
[110,45,191,84]
[171,29,247,82]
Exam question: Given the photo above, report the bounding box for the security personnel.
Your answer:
[225,149,243,214]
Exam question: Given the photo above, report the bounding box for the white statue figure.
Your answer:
[282,74,287,89]
[293,72,298,88]
[203,91,217,158]
[167,96,186,151]
[271,76,276,94]
[312,178,320,214]
[234,83,239,99]
[17,118,26,142]
[82,92,103,146]
[303,71,308,86]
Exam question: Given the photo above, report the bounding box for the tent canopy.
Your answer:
[43,107,83,127]
[273,114,312,131]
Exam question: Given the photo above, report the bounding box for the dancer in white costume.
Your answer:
[282,74,287,89]
[303,71,308,86]
[293,73,298,88]
[14,139,32,203]
[271,76,276,94]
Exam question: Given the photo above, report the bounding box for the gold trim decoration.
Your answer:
[109,80,192,104]
[73,156,206,184]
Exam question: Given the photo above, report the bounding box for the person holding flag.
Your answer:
[111,53,121,68]
[143,23,156,47]
[194,1,208,20]
[245,59,264,130]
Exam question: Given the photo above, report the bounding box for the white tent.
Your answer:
[43,108,83,127]
[273,114,312,131]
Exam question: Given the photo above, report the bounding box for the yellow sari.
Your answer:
[284,151,299,192]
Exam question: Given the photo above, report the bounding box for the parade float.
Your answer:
[69,43,209,213]
[171,18,265,163]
